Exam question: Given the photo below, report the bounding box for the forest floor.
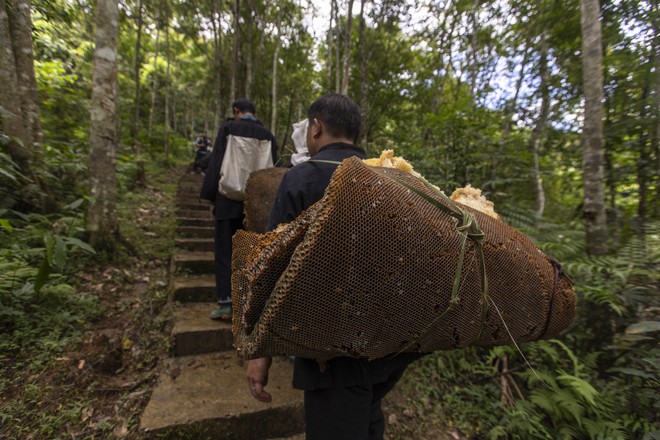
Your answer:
[0,164,462,440]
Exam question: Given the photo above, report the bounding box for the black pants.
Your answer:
[214,216,244,304]
[303,368,406,440]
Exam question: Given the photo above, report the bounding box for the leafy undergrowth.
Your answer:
[0,165,181,439]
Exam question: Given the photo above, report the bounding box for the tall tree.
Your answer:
[580,0,608,255]
[87,0,119,245]
[340,0,354,95]
[7,0,40,146]
[529,32,549,222]
[325,0,334,91]
[0,0,29,168]
[270,6,283,137]
[358,0,368,149]
[212,0,224,135]
[163,16,171,165]
[130,0,143,146]
[230,0,239,104]
[147,25,159,140]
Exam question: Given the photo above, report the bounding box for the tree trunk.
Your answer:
[230,0,239,104]
[245,0,254,97]
[340,0,354,95]
[529,32,549,222]
[164,21,171,165]
[271,8,283,138]
[131,0,143,146]
[8,0,40,146]
[358,0,368,149]
[580,0,608,255]
[326,1,334,91]
[213,0,224,136]
[334,0,340,93]
[147,26,159,141]
[88,0,119,246]
[0,0,29,168]
[132,0,145,186]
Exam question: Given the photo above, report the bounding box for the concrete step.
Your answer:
[140,353,304,439]
[176,209,211,219]
[172,252,214,275]
[170,275,215,302]
[171,303,233,356]
[176,226,215,238]
[179,173,204,183]
[177,202,211,211]
[178,217,214,228]
[175,238,214,253]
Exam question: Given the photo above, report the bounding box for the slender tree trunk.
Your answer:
[326,1,334,91]
[164,21,171,165]
[245,0,254,97]
[147,26,159,141]
[132,0,145,186]
[8,0,40,145]
[88,0,119,245]
[213,0,224,136]
[358,0,368,149]
[131,0,143,145]
[529,32,549,222]
[580,0,608,255]
[230,0,239,104]
[636,81,651,226]
[340,0,354,95]
[270,8,283,138]
[334,0,340,93]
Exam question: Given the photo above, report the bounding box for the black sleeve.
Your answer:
[199,124,230,202]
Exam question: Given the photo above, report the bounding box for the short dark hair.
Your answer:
[308,93,361,143]
[232,98,256,114]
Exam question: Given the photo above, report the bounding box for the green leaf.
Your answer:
[626,321,660,334]
[34,257,51,294]
[43,232,55,263]
[60,236,96,254]
[608,367,654,380]
[63,198,84,211]
[557,374,598,407]
[53,236,67,270]
[0,219,12,232]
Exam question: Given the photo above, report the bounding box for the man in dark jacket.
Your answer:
[200,98,278,320]
[246,94,422,440]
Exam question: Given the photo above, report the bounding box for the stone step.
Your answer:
[176,226,214,238]
[140,353,304,439]
[171,303,233,356]
[172,252,214,275]
[175,238,214,253]
[176,209,210,219]
[178,217,214,228]
[179,173,204,183]
[177,202,211,211]
[170,275,215,302]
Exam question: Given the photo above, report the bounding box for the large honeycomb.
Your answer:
[232,157,576,362]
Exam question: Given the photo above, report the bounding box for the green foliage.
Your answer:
[0,208,98,358]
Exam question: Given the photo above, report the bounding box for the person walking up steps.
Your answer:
[200,98,278,320]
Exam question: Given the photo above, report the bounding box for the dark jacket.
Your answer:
[200,117,278,220]
[268,142,423,391]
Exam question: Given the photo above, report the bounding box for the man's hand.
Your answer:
[247,357,273,403]
[209,205,215,218]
